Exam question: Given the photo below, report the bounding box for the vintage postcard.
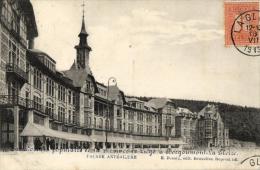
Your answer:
[0,0,259,169]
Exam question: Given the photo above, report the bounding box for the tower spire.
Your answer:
[82,0,85,18]
[80,0,87,35]
[74,0,92,70]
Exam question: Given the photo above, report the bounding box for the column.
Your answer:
[129,143,133,149]
[44,117,50,128]
[58,139,61,149]
[102,142,106,149]
[123,143,127,149]
[90,141,95,149]
[110,143,114,149]
[68,141,71,149]
[13,106,19,150]
[26,110,34,150]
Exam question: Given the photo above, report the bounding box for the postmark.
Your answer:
[231,10,260,56]
[224,1,260,56]
[240,155,260,167]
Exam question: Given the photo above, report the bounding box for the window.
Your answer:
[72,92,76,105]
[72,111,76,124]
[128,110,134,120]
[33,96,42,111]
[98,103,103,116]
[94,102,99,115]
[8,39,19,65]
[68,90,72,104]
[94,117,96,128]
[147,126,152,135]
[68,110,72,123]
[137,124,143,134]
[146,114,152,122]
[58,85,65,102]
[205,120,212,138]
[58,106,65,122]
[128,123,133,133]
[8,81,18,96]
[86,81,91,93]
[33,68,42,90]
[117,119,122,130]
[117,108,121,117]
[46,77,54,96]
[98,118,103,129]
[46,101,54,118]
[137,112,143,122]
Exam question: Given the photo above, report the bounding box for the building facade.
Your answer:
[0,0,229,151]
[197,104,229,148]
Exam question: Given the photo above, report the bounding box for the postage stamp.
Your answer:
[225,1,260,56]
[0,0,260,170]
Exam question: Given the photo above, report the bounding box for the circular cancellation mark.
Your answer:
[231,10,260,56]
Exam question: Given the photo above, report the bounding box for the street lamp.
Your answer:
[105,77,117,149]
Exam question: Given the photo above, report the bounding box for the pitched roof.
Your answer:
[148,98,172,109]
[144,102,157,111]
[198,104,219,119]
[27,49,56,63]
[126,97,142,102]
[62,69,89,87]
[62,63,98,93]
[177,107,193,114]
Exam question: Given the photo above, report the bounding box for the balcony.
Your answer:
[0,95,27,108]
[27,100,47,116]
[6,63,28,84]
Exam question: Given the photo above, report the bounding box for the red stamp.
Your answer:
[225,1,260,56]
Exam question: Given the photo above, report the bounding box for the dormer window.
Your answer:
[86,80,91,93]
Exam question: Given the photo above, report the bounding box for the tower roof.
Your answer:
[79,18,88,36]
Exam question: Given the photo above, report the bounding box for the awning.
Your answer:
[130,139,186,145]
[21,123,92,142]
[91,135,105,142]
[108,137,134,144]
[92,134,186,145]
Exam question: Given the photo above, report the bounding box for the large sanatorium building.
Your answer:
[0,0,229,151]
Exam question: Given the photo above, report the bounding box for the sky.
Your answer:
[30,0,260,108]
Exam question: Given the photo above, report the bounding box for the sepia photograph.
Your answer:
[0,0,259,169]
